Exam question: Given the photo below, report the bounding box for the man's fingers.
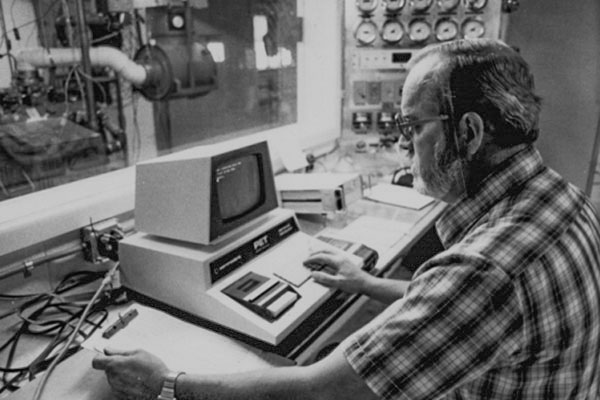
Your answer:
[311,271,338,287]
[91,354,111,370]
[104,347,135,356]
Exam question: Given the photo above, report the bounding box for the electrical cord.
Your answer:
[0,266,122,395]
[0,274,108,392]
[31,262,120,400]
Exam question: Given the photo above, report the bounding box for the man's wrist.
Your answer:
[359,274,379,297]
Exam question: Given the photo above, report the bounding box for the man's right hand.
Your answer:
[304,249,373,295]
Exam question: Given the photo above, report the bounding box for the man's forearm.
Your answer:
[361,275,409,304]
[174,346,379,400]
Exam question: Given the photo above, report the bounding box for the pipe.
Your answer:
[74,0,97,130]
[14,47,148,86]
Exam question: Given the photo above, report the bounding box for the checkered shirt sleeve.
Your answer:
[341,256,521,400]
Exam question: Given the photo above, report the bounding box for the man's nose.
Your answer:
[398,135,412,152]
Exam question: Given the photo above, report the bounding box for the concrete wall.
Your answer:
[505,0,600,192]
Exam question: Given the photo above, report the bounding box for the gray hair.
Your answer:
[408,39,542,146]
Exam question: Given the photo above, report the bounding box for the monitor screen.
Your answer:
[135,140,278,244]
[216,154,262,221]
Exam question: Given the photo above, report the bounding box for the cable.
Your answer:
[0,0,62,51]
[0,268,120,394]
[31,262,120,400]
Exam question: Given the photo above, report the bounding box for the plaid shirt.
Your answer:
[342,146,600,399]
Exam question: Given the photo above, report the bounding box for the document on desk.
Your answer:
[320,216,412,255]
[365,183,434,210]
[83,304,291,374]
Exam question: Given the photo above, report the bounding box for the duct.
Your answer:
[14,47,148,86]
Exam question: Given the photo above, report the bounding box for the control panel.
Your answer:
[343,0,518,147]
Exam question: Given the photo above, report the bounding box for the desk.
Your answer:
[1,193,445,400]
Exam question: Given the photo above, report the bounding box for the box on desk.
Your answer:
[275,172,363,214]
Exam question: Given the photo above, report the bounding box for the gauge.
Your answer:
[437,0,460,12]
[408,19,431,43]
[381,19,405,44]
[461,18,485,39]
[356,0,379,13]
[435,18,458,41]
[410,0,433,12]
[355,20,379,45]
[465,0,487,11]
[384,0,406,12]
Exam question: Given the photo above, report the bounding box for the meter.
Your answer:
[434,18,458,41]
[410,0,433,12]
[465,0,487,11]
[381,19,405,44]
[408,19,431,43]
[384,0,406,12]
[436,0,460,12]
[356,0,379,13]
[355,20,379,45]
[461,18,485,38]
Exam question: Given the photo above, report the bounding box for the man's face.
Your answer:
[399,56,464,202]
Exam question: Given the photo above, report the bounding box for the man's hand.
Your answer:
[92,347,169,400]
[304,249,373,295]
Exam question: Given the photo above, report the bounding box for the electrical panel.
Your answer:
[342,0,516,147]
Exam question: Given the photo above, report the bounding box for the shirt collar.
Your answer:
[436,145,545,248]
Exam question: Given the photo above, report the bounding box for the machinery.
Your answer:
[0,0,219,199]
[342,0,519,148]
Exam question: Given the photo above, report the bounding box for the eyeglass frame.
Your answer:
[394,113,450,141]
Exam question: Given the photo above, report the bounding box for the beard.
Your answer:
[412,138,465,201]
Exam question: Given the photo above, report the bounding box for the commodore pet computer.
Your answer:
[119,140,368,347]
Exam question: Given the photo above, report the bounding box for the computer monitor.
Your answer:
[134,140,278,245]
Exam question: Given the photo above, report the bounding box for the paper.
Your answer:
[365,183,434,210]
[319,215,412,254]
[270,136,309,172]
[83,304,289,374]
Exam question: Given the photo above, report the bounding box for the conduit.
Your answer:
[14,47,148,86]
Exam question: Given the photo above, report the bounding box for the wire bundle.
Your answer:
[0,267,122,394]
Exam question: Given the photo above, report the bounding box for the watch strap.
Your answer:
[157,371,185,400]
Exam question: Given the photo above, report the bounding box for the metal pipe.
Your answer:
[74,0,97,131]
[0,0,14,76]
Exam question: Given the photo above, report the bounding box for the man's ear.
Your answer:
[457,112,484,158]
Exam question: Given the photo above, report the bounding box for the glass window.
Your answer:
[0,0,304,201]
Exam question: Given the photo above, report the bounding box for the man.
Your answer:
[92,39,600,399]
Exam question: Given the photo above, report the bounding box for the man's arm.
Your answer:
[92,345,379,400]
[305,249,408,304]
[175,345,378,400]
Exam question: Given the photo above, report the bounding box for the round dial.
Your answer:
[461,18,485,39]
[170,14,185,29]
[355,20,379,45]
[408,19,431,43]
[410,0,433,12]
[384,0,406,12]
[381,20,405,44]
[465,0,487,11]
[437,0,460,12]
[435,18,458,41]
[356,0,379,13]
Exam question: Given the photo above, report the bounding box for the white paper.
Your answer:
[319,216,412,254]
[83,304,288,374]
[365,183,434,210]
[270,136,309,172]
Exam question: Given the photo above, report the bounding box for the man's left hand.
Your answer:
[92,347,169,400]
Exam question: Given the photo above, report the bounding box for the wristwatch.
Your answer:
[157,371,185,400]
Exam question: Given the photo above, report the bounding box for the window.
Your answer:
[0,1,341,257]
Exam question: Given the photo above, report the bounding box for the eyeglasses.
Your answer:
[394,113,449,141]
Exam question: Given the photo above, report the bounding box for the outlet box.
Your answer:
[81,218,122,263]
